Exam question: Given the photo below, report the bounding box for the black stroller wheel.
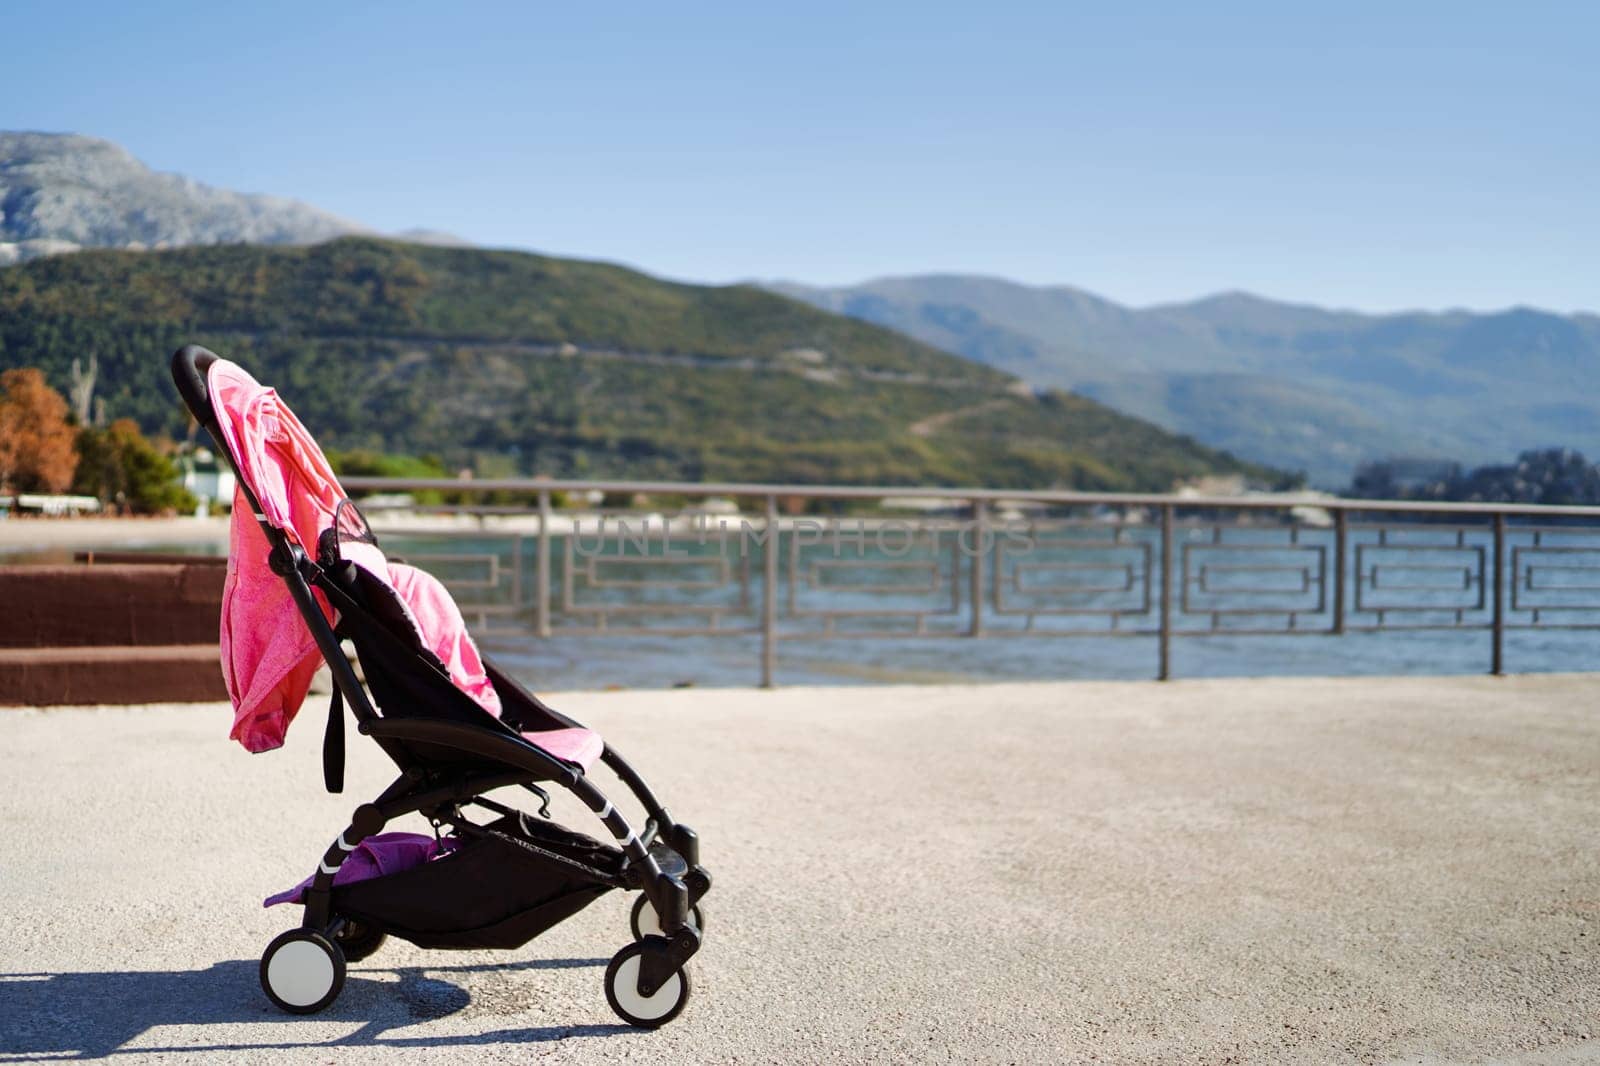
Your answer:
[629,894,705,941]
[260,929,346,1014]
[604,938,691,1028]
[333,918,388,962]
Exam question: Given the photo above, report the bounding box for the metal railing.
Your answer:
[342,477,1600,686]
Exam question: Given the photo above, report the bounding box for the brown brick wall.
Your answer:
[0,563,228,705]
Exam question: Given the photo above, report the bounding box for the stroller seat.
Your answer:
[519,726,604,769]
[315,517,607,773]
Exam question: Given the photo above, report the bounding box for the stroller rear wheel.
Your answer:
[260,929,346,1014]
[332,917,388,962]
[629,893,705,941]
[604,939,691,1028]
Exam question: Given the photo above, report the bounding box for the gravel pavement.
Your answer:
[2,674,1598,1064]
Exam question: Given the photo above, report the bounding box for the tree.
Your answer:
[1348,449,1600,506]
[0,368,79,494]
[73,419,197,514]
[326,447,451,504]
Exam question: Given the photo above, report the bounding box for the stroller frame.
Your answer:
[171,345,710,1027]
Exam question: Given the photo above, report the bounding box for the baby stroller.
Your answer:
[171,345,709,1028]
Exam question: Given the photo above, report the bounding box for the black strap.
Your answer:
[323,683,345,794]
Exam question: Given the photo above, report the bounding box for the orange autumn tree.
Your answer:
[0,368,79,494]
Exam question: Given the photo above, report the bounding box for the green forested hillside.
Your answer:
[0,239,1277,489]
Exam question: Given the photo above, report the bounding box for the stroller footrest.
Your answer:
[648,840,689,879]
[623,840,689,887]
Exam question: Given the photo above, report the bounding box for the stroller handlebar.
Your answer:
[171,344,220,428]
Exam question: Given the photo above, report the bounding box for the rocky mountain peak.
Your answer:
[0,129,365,265]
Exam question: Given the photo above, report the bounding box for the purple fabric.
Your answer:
[264,831,456,907]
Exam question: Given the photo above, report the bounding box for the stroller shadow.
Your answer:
[0,956,624,1059]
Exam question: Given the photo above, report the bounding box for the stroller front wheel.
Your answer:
[629,893,705,941]
[260,929,346,1014]
[604,939,691,1028]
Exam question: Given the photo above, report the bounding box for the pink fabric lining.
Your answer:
[385,562,502,717]
[263,832,457,907]
[520,726,604,770]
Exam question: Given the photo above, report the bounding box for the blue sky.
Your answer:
[5,1,1596,312]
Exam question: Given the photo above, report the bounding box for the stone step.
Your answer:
[0,564,224,648]
[0,644,228,706]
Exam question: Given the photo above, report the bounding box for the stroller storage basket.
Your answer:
[333,816,624,950]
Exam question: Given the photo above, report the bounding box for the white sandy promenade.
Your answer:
[2,676,1598,1064]
[0,515,229,551]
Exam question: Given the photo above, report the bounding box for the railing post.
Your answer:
[535,490,552,638]
[968,498,986,637]
[1491,512,1506,676]
[1159,503,1174,681]
[511,531,524,616]
[762,494,779,688]
[1333,509,1347,635]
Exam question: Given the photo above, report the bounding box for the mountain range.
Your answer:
[769,276,1600,486]
[5,129,1583,490]
[0,131,465,267]
[0,238,1271,490]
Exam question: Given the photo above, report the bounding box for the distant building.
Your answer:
[0,493,102,516]
[180,447,237,513]
[1380,458,1460,493]
[683,496,741,516]
[879,496,968,514]
[1348,457,1462,500]
[1175,474,1249,498]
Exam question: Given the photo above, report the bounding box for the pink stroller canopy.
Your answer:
[206,358,501,751]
